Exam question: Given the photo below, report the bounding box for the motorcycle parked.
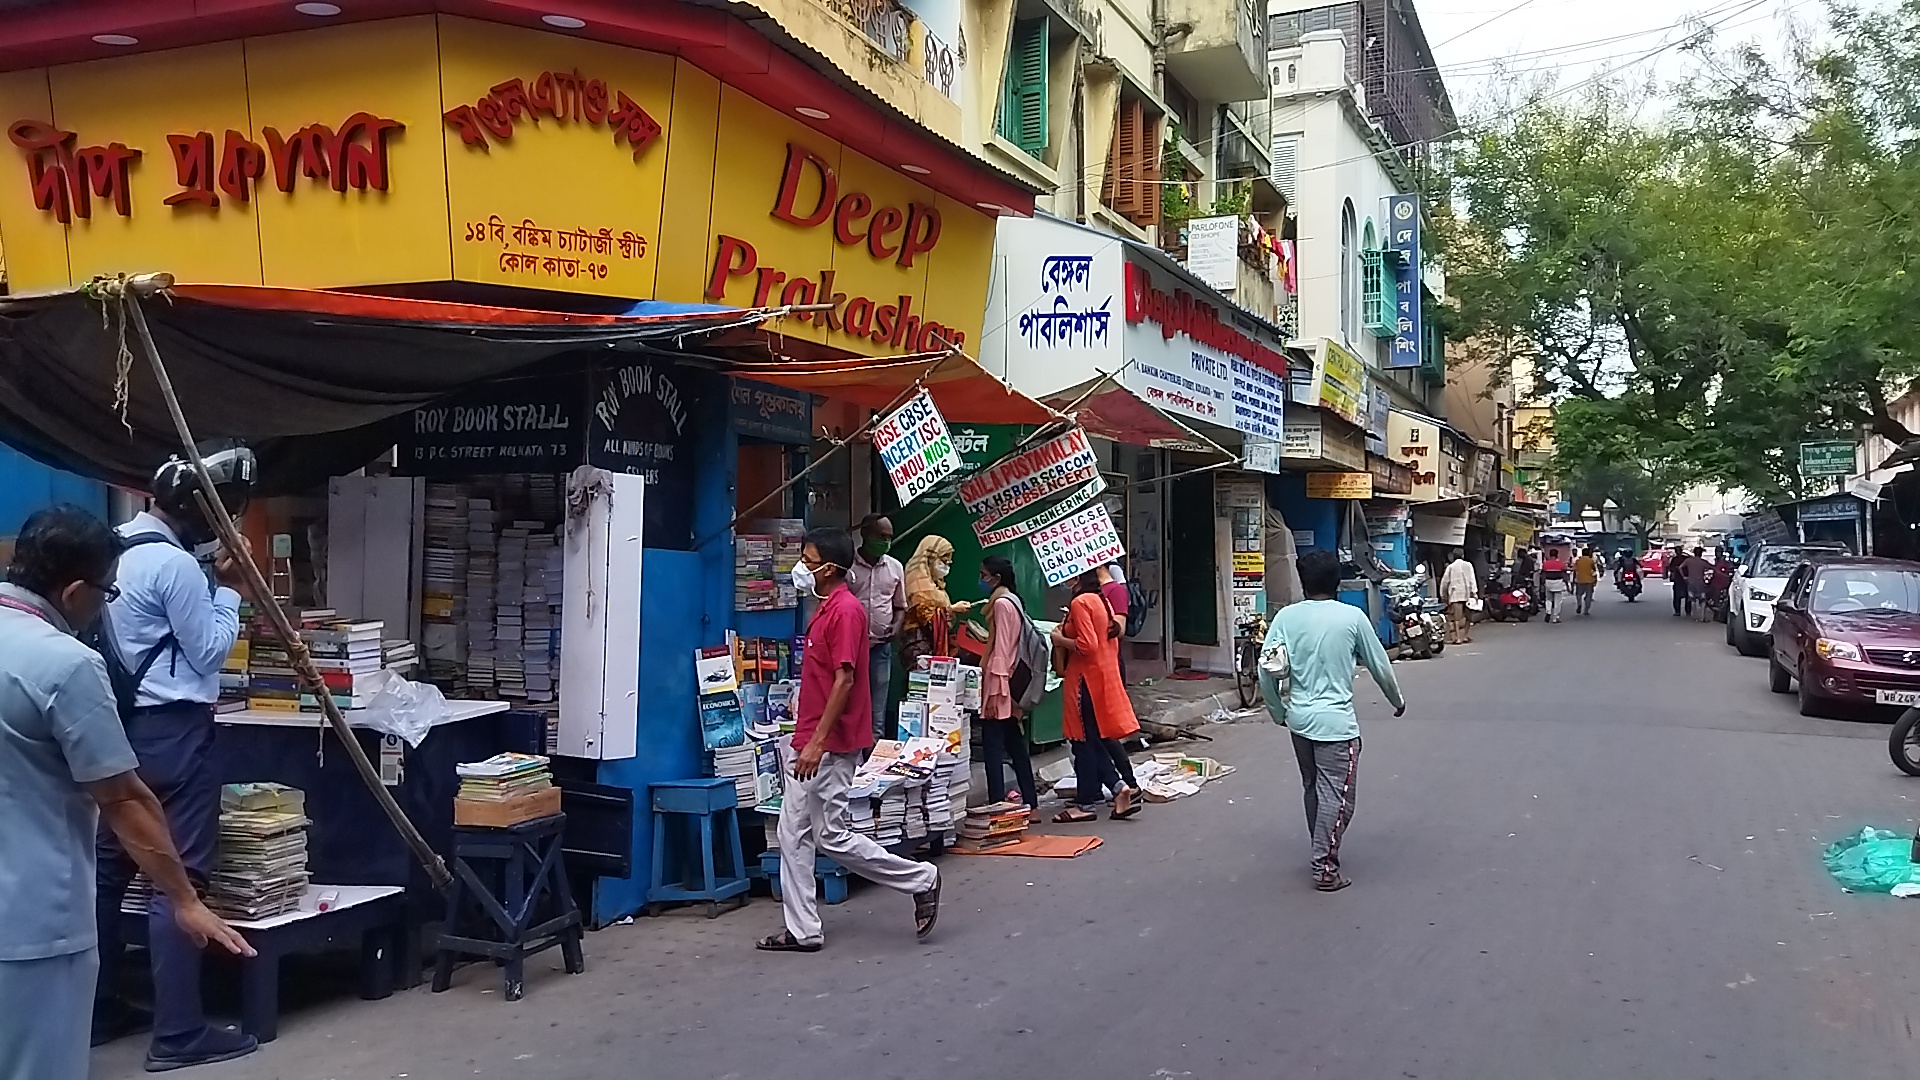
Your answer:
[1383,567,1446,660]
[1617,566,1643,603]
[1484,572,1534,622]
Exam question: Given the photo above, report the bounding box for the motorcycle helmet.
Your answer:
[151,438,256,546]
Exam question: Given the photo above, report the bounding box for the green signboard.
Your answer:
[1800,440,1857,478]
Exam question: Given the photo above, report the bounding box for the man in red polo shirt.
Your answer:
[756,527,941,953]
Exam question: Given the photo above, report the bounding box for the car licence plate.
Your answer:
[1876,689,1920,706]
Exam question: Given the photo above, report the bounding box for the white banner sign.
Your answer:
[872,390,962,504]
[1185,216,1238,291]
[974,475,1108,547]
[1029,503,1127,587]
[958,426,1099,529]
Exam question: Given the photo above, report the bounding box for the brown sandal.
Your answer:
[1110,788,1140,819]
[1053,808,1097,823]
[756,930,822,952]
[914,872,941,938]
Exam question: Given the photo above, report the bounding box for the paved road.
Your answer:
[98,591,1920,1080]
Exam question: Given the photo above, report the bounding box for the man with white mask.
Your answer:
[755,527,941,953]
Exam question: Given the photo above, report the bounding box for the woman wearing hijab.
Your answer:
[976,555,1039,814]
[899,535,956,671]
[1050,570,1140,822]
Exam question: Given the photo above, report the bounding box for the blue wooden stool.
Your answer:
[646,778,750,918]
[431,813,584,1001]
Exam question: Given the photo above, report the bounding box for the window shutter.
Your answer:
[997,20,1048,155]
[1270,134,1298,206]
[1104,100,1161,228]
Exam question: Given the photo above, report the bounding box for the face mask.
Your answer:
[791,562,817,595]
[862,538,892,559]
[935,561,951,579]
[979,576,997,593]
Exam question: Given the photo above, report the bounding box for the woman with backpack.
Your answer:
[976,556,1039,815]
[1050,570,1141,822]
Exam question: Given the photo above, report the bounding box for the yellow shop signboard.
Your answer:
[0,15,993,354]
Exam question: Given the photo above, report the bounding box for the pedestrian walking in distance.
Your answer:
[94,444,260,1070]
[1667,544,1691,617]
[1540,549,1570,623]
[0,506,252,1080]
[758,527,940,953]
[1685,546,1712,623]
[976,556,1040,815]
[1050,570,1142,823]
[1573,546,1600,616]
[1438,547,1478,644]
[846,513,905,740]
[1260,550,1406,891]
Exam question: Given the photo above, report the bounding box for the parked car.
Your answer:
[1727,542,1850,657]
[1767,556,1920,717]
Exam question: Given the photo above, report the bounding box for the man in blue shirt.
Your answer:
[0,506,252,1080]
[93,451,258,1070]
[1262,550,1406,892]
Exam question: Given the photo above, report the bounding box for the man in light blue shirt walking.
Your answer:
[0,506,252,1080]
[1262,550,1406,892]
[93,447,258,1070]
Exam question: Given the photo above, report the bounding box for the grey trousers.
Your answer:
[779,750,937,946]
[0,948,97,1080]
[1291,732,1361,882]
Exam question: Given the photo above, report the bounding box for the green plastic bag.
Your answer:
[1823,827,1920,893]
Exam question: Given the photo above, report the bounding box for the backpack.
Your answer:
[80,533,182,720]
[1123,580,1150,638]
[1002,593,1053,713]
[1256,621,1292,724]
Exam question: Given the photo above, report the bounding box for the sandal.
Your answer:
[1110,787,1140,820]
[914,872,941,939]
[1054,808,1097,824]
[755,930,822,953]
[1314,875,1352,893]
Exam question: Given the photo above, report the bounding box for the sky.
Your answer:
[1413,0,1823,118]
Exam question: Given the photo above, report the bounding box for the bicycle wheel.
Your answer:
[1235,639,1259,709]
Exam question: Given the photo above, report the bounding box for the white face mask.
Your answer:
[791,561,817,595]
[935,561,951,579]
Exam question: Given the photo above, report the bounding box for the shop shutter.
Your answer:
[996,20,1049,156]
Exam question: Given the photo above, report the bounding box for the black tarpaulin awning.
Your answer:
[0,283,778,491]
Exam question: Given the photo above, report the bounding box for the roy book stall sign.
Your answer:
[872,390,963,504]
[1029,502,1126,587]
[957,427,1101,536]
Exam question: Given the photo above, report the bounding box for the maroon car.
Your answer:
[1769,556,1920,717]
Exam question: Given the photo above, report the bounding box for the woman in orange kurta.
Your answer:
[1050,571,1141,822]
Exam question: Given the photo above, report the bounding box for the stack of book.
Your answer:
[464,497,498,694]
[734,533,776,611]
[753,519,806,609]
[494,525,528,700]
[421,485,470,687]
[523,529,558,705]
[956,802,1031,852]
[246,633,300,714]
[218,625,250,714]
[209,783,309,919]
[711,742,759,806]
[454,752,559,825]
[302,619,384,711]
[382,639,417,673]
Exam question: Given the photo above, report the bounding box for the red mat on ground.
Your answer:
[952,834,1103,858]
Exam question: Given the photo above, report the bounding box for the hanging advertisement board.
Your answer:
[1029,502,1127,586]
[872,390,962,504]
[974,475,1108,547]
[958,426,1099,529]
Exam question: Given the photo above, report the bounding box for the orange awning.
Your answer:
[721,350,1058,426]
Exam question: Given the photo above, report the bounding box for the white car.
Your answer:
[1727,542,1848,657]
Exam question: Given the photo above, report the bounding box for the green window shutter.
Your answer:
[1361,249,1392,337]
[997,20,1048,155]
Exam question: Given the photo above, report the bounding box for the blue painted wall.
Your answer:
[589,383,805,925]
[1269,474,1338,554]
[0,444,108,534]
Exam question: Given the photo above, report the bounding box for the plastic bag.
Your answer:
[1822,826,1920,893]
[354,670,451,748]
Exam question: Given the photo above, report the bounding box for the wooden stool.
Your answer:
[646,779,750,918]
[431,813,584,1001]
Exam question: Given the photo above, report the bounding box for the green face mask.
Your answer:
[862,538,892,558]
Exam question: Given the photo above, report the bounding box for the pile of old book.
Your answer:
[454,752,560,826]
[955,801,1031,853]
[209,783,310,920]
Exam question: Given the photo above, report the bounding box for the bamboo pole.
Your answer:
[119,283,451,890]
